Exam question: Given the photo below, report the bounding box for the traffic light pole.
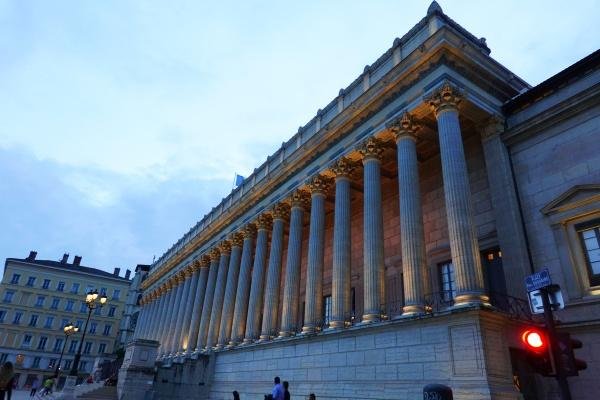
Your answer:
[541,287,571,400]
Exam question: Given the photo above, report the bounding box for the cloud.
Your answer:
[0,146,230,275]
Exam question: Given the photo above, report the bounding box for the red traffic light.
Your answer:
[521,329,547,352]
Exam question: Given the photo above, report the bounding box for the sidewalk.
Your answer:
[10,389,58,400]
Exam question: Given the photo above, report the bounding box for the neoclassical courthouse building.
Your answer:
[121,3,600,399]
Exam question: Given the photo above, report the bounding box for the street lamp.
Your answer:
[69,289,107,378]
[55,323,79,376]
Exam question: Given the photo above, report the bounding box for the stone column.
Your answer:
[260,203,290,341]
[302,174,332,333]
[228,224,256,346]
[427,81,487,305]
[171,265,194,355]
[388,112,430,315]
[177,262,200,353]
[150,288,167,341]
[217,233,243,348]
[243,214,272,344]
[359,137,386,323]
[186,257,210,354]
[329,157,357,328]
[138,296,154,339]
[165,271,185,356]
[279,190,309,337]
[143,293,159,339]
[158,280,177,356]
[196,249,220,351]
[205,241,232,349]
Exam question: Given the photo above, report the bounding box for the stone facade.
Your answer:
[120,2,600,399]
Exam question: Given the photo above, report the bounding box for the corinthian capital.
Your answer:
[242,223,257,239]
[218,240,232,254]
[230,232,244,248]
[426,80,463,117]
[481,114,505,141]
[272,202,291,222]
[306,174,333,195]
[209,248,221,261]
[200,255,211,268]
[289,189,310,209]
[255,213,273,231]
[330,156,359,178]
[387,112,420,141]
[358,136,385,162]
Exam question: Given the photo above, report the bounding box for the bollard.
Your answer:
[423,383,453,400]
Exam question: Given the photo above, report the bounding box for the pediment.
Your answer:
[541,184,600,215]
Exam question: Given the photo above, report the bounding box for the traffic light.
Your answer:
[556,332,587,376]
[521,328,553,376]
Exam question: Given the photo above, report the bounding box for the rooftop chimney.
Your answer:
[61,253,69,264]
[26,251,37,261]
[125,269,131,279]
[73,255,82,267]
[113,267,121,277]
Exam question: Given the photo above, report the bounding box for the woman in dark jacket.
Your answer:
[0,361,15,400]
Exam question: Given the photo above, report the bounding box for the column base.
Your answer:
[242,338,254,345]
[278,331,293,338]
[258,335,271,342]
[361,313,380,323]
[454,293,490,307]
[402,304,426,315]
[328,320,345,329]
[301,325,316,334]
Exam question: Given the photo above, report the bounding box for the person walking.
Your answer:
[232,390,240,400]
[282,381,290,400]
[39,376,55,397]
[271,376,284,400]
[0,362,15,400]
[29,377,39,398]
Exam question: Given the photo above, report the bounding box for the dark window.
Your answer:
[578,220,600,286]
[29,314,38,327]
[57,281,65,292]
[42,279,51,289]
[64,360,72,369]
[35,296,45,307]
[98,343,106,354]
[80,302,88,313]
[108,306,116,317]
[71,283,80,294]
[103,324,111,336]
[89,322,97,334]
[65,300,74,311]
[37,337,48,350]
[44,316,54,329]
[13,311,23,324]
[53,338,64,352]
[0,310,5,323]
[26,276,36,287]
[68,340,78,353]
[50,298,60,309]
[83,342,92,354]
[32,357,41,368]
[439,261,456,302]
[10,274,20,284]
[23,334,33,347]
[3,291,14,303]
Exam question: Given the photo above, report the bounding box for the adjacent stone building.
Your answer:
[124,3,600,399]
[0,252,132,388]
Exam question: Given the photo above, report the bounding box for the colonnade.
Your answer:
[133,82,489,358]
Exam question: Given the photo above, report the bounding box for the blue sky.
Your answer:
[1,0,598,275]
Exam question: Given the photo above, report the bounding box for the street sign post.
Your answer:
[529,286,564,314]
[525,268,552,292]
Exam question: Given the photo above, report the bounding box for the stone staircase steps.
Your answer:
[78,386,117,400]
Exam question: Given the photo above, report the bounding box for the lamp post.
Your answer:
[69,289,107,378]
[55,323,79,377]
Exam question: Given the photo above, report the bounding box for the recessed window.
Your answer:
[323,295,332,326]
[0,354,7,364]
[75,320,83,330]
[44,316,54,329]
[64,360,72,369]
[3,291,14,303]
[0,310,5,323]
[85,285,94,294]
[90,322,98,334]
[578,220,600,286]
[29,314,39,327]
[94,307,102,316]
[80,302,88,313]
[57,281,65,292]
[37,337,48,350]
[98,343,107,354]
[10,274,20,284]
[50,298,60,310]
[53,338,64,352]
[65,300,74,312]
[13,311,23,324]
[108,306,116,317]
[60,319,69,331]
[80,361,88,372]
[439,261,456,302]
[68,340,78,353]
[48,359,57,369]
[22,334,33,347]
[32,356,41,368]
[103,324,112,336]
[83,342,93,354]
[26,276,36,287]
[35,296,45,307]
[42,279,51,289]
[71,283,80,294]
[112,289,120,300]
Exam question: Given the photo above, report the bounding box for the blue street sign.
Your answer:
[525,268,552,292]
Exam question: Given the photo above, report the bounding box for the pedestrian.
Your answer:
[232,390,240,400]
[30,377,40,398]
[0,361,15,400]
[271,376,284,400]
[308,394,316,400]
[283,381,290,400]
[39,376,55,397]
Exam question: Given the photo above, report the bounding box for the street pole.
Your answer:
[55,335,69,376]
[69,307,93,377]
[540,287,571,400]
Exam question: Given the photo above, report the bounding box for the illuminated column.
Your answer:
[150,287,167,341]
[302,174,332,333]
[359,137,386,323]
[217,233,243,348]
[206,241,231,349]
[141,293,158,339]
[260,203,290,341]
[177,262,200,353]
[165,271,185,356]
[427,81,487,306]
[388,112,429,315]
[172,265,195,354]
[158,279,177,356]
[243,214,272,344]
[186,256,210,354]
[329,157,357,328]
[196,249,220,351]
[228,224,256,346]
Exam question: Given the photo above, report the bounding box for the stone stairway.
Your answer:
[78,386,118,400]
